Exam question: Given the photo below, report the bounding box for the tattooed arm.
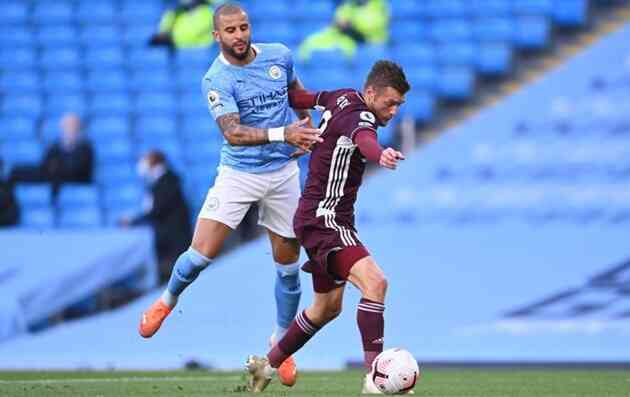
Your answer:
[217,112,323,150]
[216,112,270,146]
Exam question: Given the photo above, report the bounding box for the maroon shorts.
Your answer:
[294,212,370,293]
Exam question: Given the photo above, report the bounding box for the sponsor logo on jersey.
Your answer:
[337,135,355,148]
[207,90,223,111]
[360,111,376,124]
[268,65,282,80]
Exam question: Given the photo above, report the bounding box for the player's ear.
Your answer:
[212,30,220,43]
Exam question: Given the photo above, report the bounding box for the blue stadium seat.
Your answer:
[293,0,334,21]
[58,207,103,228]
[472,17,514,42]
[354,45,391,68]
[390,22,428,46]
[405,66,439,91]
[57,184,100,209]
[175,65,211,90]
[436,43,476,67]
[84,47,125,69]
[120,2,163,24]
[425,0,467,18]
[177,92,206,114]
[183,140,222,164]
[2,95,42,118]
[87,93,132,116]
[42,71,84,93]
[133,92,177,115]
[122,24,155,48]
[20,207,55,229]
[79,26,122,48]
[0,71,39,93]
[512,0,554,16]
[513,16,551,49]
[135,117,177,140]
[255,22,299,46]
[95,139,135,164]
[102,183,143,212]
[467,0,511,17]
[85,70,130,93]
[40,117,61,143]
[181,115,222,142]
[553,0,588,27]
[2,117,37,143]
[0,27,34,48]
[175,48,214,69]
[32,2,75,25]
[15,184,52,209]
[394,43,436,69]
[44,94,87,118]
[249,1,290,20]
[40,48,81,70]
[437,67,476,100]
[128,48,169,69]
[306,69,351,92]
[0,2,28,24]
[88,116,130,138]
[35,26,78,47]
[76,1,116,24]
[390,0,427,19]
[0,47,36,70]
[476,43,513,75]
[429,20,472,43]
[129,69,176,91]
[2,141,43,164]
[301,49,353,70]
[96,162,137,186]
[402,91,435,123]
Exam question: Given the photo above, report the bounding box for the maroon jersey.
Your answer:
[295,89,379,240]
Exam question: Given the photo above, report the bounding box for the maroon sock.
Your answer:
[267,310,320,368]
[357,298,385,369]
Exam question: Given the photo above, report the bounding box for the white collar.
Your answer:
[218,44,260,66]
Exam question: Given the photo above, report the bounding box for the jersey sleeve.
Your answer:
[342,109,378,140]
[284,45,298,84]
[201,74,239,120]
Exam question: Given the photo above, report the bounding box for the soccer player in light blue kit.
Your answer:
[138,3,322,386]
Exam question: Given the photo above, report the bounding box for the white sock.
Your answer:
[161,290,178,308]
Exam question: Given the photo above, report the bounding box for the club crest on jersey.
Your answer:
[268,65,282,80]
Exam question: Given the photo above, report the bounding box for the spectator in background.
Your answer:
[9,113,94,196]
[0,157,19,227]
[298,0,389,61]
[149,0,217,50]
[120,151,192,283]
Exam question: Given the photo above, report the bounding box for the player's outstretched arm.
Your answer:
[355,130,405,170]
[217,113,322,151]
[289,79,313,123]
[379,147,405,170]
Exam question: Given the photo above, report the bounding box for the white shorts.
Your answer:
[198,161,300,238]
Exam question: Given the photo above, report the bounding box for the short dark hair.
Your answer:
[213,2,246,30]
[365,60,410,95]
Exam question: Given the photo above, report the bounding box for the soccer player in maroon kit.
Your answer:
[246,60,410,393]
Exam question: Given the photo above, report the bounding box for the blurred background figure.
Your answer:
[120,150,192,283]
[9,113,93,196]
[148,0,217,50]
[0,157,19,227]
[298,0,389,60]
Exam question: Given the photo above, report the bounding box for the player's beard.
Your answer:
[223,39,251,61]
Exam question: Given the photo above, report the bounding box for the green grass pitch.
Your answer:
[1,368,629,396]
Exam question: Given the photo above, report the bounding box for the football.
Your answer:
[370,348,420,395]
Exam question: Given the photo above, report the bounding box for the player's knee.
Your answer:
[366,274,388,301]
[191,240,219,259]
[274,251,300,265]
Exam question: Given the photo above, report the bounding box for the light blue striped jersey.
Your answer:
[201,43,299,174]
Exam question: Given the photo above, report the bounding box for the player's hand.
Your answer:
[285,118,323,152]
[379,148,405,170]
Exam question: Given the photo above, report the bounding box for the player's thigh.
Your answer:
[190,217,232,258]
[306,287,346,326]
[259,162,300,240]
[198,166,264,230]
[267,228,300,264]
[347,256,388,301]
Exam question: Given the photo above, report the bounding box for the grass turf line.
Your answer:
[0,369,629,396]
